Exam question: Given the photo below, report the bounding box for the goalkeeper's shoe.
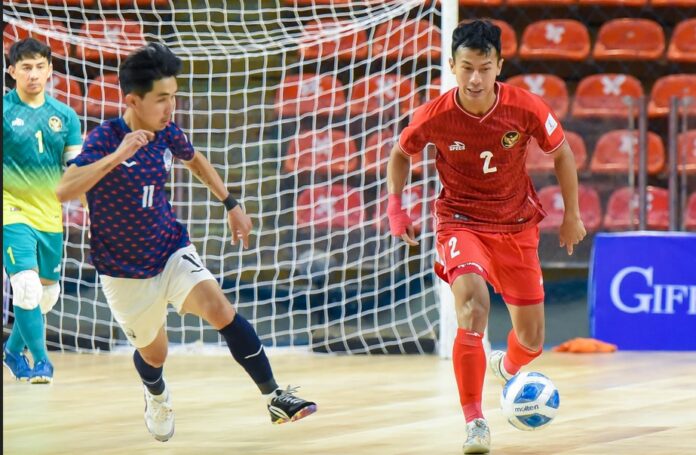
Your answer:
[267,385,317,424]
[3,343,31,382]
[143,385,175,442]
[29,359,54,384]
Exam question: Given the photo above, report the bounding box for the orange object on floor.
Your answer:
[553,337,618,353]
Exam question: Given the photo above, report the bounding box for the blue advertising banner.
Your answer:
[589,232,696,351]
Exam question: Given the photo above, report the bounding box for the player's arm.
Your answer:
[386,142,418,246]
[182,151,252,248]
[551,140,586,255]
[56,130,154,202]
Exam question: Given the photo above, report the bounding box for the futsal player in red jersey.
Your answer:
[386,20,586,453]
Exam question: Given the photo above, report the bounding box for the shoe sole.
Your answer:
[463,443,490,454]
[272,404,317,425]
[152,423,175,443]
[488,353,509,385]
[2,361,30,382]
[29,375,53,384]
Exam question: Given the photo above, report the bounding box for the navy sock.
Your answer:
[133,350,166,395]
[219,314,278,394]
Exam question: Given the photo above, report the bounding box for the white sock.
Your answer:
[265,387,281,403]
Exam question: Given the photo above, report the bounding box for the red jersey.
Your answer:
[399,82,565,233]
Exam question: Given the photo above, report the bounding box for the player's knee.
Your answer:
[9,270,43,311]
[140,349,167,368]
[39,283,60,314]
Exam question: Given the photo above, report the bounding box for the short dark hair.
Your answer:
[451,20,502,59]
[119,42,182,96]
[8,38,51,65]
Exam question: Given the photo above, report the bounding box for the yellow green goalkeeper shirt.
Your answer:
[3,89,82,233]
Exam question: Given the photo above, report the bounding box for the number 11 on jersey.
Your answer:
[141,185,155,208]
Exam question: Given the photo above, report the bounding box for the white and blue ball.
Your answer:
[500,372,560,431]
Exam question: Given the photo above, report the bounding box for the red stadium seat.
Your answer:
[99,0,170,6]
[363,129,426,177]
[572,74,644,118]
[648,74,696,117]
[526,130,587,173]
[685,192,696,231]
[296,184,364,229]
[590,130,665,175]
[505,74,569,118]
[538,184,602,232]
[86,73,124,119]
[299,19,368,61]
[593,18,665,61]
[668,19,696,63]
[427,77,442,103]
[459,0,503,4]
[3,19,71,59]
[47,74,84,115]
[652,0,696,6]
[495,20,518,59]
[349,74,417,118]
[578,0,646,5]
[284,0,351,4]
[377,184,434,234]
[603,186,670,231]
[275,74,347,117]
[372,19,441,61]
[508,0,574,5]
[677,130,696,174]
[24,0,94,4]
[284,129,359,175]
[75,20,146,62]
[519,20,590,61]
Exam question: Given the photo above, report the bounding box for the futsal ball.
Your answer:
[500,372,560,431]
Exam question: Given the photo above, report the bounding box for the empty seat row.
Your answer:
[47,73,122,117]
[280,127,696,178]
[3,19,147,63]
[473,73,695,118]
[293,183,696,233]
[528,129,696,175]
[296,18,696,63]
[7,0,168,7]
[275,71,696,120]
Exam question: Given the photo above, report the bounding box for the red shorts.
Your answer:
[435,225,544,306]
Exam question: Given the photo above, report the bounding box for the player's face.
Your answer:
[8,55,52,97]
[128,77,177,132]
[449,47,502,108]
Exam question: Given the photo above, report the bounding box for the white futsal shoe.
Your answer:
[463,418,491,454]
[488,350,514,385]
[143,385,175,442]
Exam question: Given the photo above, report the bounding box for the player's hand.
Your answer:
[227,205,253,248]
[387,194,418,246]
[559,214,586,255]
[115,130,155,160]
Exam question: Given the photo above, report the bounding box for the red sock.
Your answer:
[452,328,486,422]
[503,329,542,375]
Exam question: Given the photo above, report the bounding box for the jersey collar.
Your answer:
[452,82,501,123]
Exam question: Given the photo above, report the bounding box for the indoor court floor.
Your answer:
[4,351,696,454]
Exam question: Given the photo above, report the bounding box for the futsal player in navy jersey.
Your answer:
[56,42,316,442]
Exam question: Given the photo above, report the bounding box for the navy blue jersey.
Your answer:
[69,118,195,278]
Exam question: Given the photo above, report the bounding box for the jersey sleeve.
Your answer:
[398,105,431,157]
[166,122,195,161]
[63,108,83,164]
[67,127,108,167]
[528,95,566,155]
